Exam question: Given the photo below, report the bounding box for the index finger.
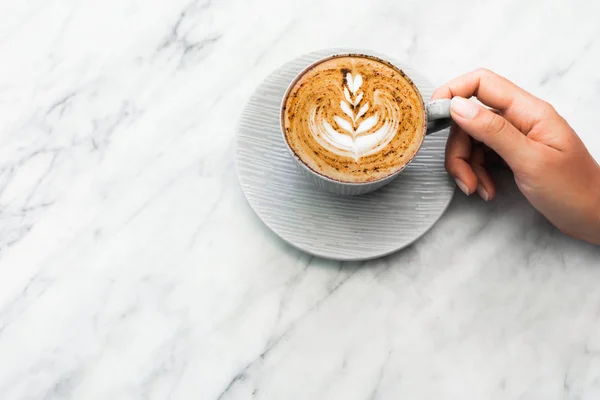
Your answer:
[432,68,548,134]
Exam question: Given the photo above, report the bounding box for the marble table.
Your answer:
[1,0,600,398]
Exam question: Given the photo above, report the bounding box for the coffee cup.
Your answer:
[280,52,451,196]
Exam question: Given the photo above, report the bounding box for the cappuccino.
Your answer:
[282,55,425,183]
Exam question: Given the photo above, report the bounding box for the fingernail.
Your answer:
[477,185,489,201]
[455,178,470,195]
[451,97,479,119]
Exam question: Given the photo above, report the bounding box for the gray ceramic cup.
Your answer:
[281,53,452,196]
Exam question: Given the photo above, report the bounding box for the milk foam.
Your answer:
[307,72,401,161]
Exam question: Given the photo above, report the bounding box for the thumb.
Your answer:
[450,96,534,169]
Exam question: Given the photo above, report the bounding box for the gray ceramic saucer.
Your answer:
[235,48,454,261]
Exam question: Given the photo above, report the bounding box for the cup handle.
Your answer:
[425,99,452,135]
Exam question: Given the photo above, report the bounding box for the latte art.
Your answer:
[310,71,401,161]
[283,55,425,183]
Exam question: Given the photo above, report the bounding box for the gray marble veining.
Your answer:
[1,0,600,399]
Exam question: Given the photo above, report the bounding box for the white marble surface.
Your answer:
[1,0,600,398]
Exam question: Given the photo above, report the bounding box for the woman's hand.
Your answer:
[432,68,600,245]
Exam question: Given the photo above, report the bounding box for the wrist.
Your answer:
[585,165,600,245]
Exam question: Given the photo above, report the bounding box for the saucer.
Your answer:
[235,48,454,261]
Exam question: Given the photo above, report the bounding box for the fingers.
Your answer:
[432,68,548,134]
[450,96,535,170]
[445,124,476,195]
[471,147,496,201]
[445,124,496,200]
[434,69,544,199]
